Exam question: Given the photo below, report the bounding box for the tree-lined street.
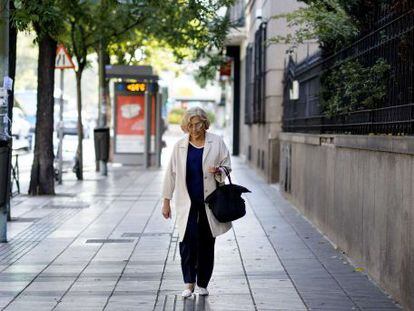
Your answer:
[1,0,413,309]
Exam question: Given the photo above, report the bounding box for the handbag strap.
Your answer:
[220,166,232,184]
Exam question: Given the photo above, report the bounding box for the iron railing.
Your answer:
[283,4,414,135]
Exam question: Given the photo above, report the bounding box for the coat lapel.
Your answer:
[178,135,189,182]
[202,132,213,165]
[178,134,190,149]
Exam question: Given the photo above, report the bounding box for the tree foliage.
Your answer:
[321,58,390,116]
[270,0,359,52]
[270,0,407,53]
[13,0,64,39]
[105,0,235,84]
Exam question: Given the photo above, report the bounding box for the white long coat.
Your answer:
[162,131,232,242]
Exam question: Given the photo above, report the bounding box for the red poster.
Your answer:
[116,95,145,135]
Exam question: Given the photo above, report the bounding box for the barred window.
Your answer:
[244,44,254,124]
[253,22,267,123]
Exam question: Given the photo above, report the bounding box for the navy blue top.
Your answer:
[186,143,204,205]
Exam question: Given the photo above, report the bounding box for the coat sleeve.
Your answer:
[162,145,177,200]
[215,138,232,184]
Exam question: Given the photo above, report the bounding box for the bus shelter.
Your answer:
[106,65,162,167]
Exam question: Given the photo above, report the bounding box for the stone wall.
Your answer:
[279,133,414,310]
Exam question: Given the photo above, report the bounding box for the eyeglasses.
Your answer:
[188,122,204,130]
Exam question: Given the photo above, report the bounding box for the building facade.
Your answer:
[225,0,316,183]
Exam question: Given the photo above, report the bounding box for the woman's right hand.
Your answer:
[162,199,171,219]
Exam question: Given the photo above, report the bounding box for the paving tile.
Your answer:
[299,291,356,310]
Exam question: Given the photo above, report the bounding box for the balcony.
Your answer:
[225,0,247,45]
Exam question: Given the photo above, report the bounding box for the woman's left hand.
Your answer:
[208,166,220,174]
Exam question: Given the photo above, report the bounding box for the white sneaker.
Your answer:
[181,289,194,298]
[197,287,209,296]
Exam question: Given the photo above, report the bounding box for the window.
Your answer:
[245,22,267,125]
[244,44,254,124]
[261,150,265,170]
[254,22,267,123]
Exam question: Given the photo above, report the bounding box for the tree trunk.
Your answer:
[75,71,83,180]
[28,34,56,195]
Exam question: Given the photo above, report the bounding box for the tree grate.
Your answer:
[43,202,90,209]
[11,217,41,223]
[154,294,206,310]
[85,239,134,244]
[121,232,171,238]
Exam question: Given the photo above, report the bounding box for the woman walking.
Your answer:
[162,107,232,298]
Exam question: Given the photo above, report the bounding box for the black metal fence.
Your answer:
[283,4,414,135]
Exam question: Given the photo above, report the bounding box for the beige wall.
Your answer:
[280,133,414,310]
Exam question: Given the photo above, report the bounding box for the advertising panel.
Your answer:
[114,82,156,154]
[115,94,145,153]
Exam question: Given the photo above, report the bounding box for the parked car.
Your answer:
[12,107,32,150]
[56,116,90,139]
[14,91,37,134]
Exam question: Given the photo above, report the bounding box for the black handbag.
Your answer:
[205,167,251,223]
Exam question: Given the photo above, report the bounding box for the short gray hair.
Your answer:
[180,107,210,133]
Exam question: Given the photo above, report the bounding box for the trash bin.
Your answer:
[0,146,11,208]
[94,127,110,162]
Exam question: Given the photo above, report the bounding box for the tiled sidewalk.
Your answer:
[0,159,400,310]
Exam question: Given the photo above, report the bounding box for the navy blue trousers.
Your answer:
[179,203,215,288]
